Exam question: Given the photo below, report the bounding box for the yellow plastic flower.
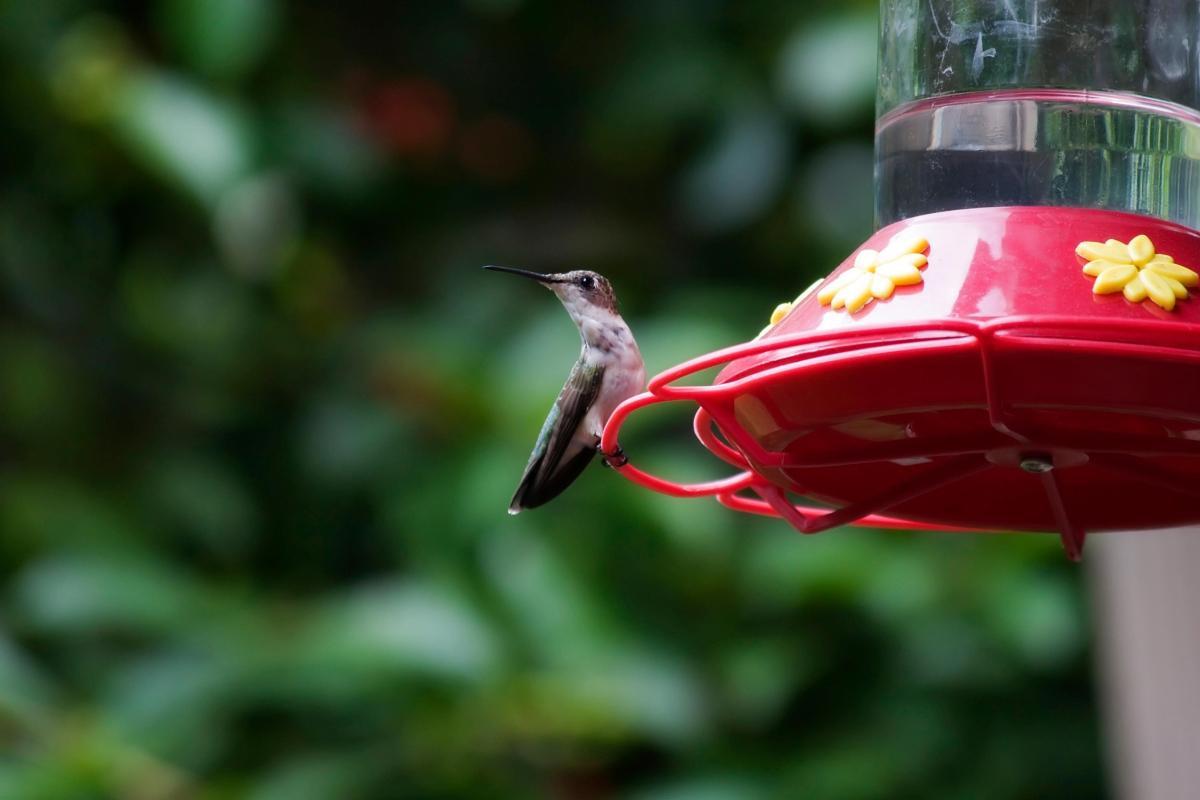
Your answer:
[1077,234,1198,312]
[757,278,822,337]
[817,232,930,313]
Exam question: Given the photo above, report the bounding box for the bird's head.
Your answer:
[484,266,619,318]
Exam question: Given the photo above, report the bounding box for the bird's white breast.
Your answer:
[578,311,645,437]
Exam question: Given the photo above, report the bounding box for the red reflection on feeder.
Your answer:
[601,207,1200,560]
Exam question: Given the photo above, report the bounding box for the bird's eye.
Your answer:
[579,275,595,290]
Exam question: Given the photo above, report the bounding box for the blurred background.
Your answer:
[0,1,1106,798]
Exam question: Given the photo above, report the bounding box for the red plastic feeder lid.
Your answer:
[601,207,1200,560]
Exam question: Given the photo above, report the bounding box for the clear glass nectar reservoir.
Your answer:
[876,1,1200,227]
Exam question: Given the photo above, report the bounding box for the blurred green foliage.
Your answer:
[0,1,1105,798]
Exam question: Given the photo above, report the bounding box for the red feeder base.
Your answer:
[601,207,1200,560]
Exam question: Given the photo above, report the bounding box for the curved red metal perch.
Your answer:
[600,313,1200,561]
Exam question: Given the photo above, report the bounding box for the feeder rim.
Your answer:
[875,88,1200,135]
[600,313,1200,559]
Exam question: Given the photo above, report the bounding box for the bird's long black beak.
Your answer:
[482,265,561,283]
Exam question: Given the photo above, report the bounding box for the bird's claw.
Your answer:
[601,445,628,468]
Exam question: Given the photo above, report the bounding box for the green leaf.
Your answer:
[629,776,769,800]
[111,71,254,204]
[777,14,877,125]
[13,552,201,635]
[249,753,375,800]
[300,580,503,685]
[677,106,789,234]
[158,0,279,81]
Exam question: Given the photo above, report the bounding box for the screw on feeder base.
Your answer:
[1019,455,1055,474]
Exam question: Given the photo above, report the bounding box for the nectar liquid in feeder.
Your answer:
[876,1,1200,228]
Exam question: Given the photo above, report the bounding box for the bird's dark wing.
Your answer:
[509,360,605,513]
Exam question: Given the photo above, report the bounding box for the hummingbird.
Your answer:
[485,266,646,514]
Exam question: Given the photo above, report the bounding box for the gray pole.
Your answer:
[1091,531,1200,800]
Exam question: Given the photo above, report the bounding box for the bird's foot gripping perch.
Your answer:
[600,445,628,469]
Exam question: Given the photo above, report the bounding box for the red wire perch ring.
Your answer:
[601,393,987,545]
[597,391,761,499]
[693,407,980,535]
[598,329,993,542]
[599,314,1200,561]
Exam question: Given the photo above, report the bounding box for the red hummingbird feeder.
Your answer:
[601,2,1200,559]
